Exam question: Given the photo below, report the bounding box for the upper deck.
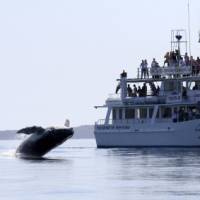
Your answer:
[120,65,197,83]
[99,29,200,108]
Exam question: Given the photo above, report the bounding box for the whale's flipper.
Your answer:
[17,126,45,135]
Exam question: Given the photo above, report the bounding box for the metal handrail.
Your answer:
[137,65,194,79]
[95,119,152,125]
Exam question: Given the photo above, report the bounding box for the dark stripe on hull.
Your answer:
[97,145,200,148]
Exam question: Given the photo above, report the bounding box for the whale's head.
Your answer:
[45,127,74,146]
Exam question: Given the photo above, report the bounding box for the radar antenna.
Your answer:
[171,29,187,57]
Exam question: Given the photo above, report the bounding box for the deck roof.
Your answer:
[117,76,200,83]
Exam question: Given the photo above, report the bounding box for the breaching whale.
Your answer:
[16,126,74,158]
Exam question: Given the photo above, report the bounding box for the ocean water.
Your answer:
[1,139,200,200]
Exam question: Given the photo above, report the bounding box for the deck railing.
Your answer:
[107,93,166,105]
[137,65,193,79]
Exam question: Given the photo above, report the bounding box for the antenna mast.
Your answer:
[187,0,192,56]
[198,30,200,43]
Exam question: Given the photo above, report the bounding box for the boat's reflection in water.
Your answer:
[97,147,200,197]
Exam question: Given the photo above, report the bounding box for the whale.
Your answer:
[16,126,74,158]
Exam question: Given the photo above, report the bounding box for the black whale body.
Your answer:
[16,126,73,158]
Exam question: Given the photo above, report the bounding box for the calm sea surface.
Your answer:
[1,139,200,200]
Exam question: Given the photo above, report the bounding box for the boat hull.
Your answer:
[94,120,200,148]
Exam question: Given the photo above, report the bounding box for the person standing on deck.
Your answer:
[140,60,145,79]
[144,59,149,78]
[127,84,133,97]
[142,83,147,97]
[151,58,159,79]
[137,86,142,97]
[184,53,190,66]
[164,52,170,66]
[133,84,138,97]
[172,109,178,123]
[196,57,200,74]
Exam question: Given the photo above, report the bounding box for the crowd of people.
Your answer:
[140,58,161,79]
[164,51,200,74]
[127,83,146,97]
[126,82,160,97]
[140,50,200,79]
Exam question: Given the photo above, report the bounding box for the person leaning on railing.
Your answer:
[190,56,198,75]
[196,57,200,74]
[189,56,200,75]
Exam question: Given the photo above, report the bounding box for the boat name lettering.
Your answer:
[96,125,130,130]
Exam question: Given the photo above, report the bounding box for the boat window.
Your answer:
[135,108,140,119]
[149,107,154,118]
[140,108,147,119]
[156,108,160,118]
[119,109,122,119]
[112,108,116,120]
[125,108,135,119]
[181,106,200,121]
[161,107,172,118]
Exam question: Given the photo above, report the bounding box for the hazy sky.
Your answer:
[0,0,199,129]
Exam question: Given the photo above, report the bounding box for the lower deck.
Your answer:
[96,104,200,127]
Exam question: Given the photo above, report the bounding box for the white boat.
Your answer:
[94,29,200,147]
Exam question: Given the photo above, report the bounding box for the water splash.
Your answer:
[1,149,16,157]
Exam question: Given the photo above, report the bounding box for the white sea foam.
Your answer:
[1,149,16,157]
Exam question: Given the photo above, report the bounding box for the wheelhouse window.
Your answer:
[161,107,172,118]
[125,108,135,119]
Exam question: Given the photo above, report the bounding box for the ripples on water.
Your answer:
[1,139,200,200]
